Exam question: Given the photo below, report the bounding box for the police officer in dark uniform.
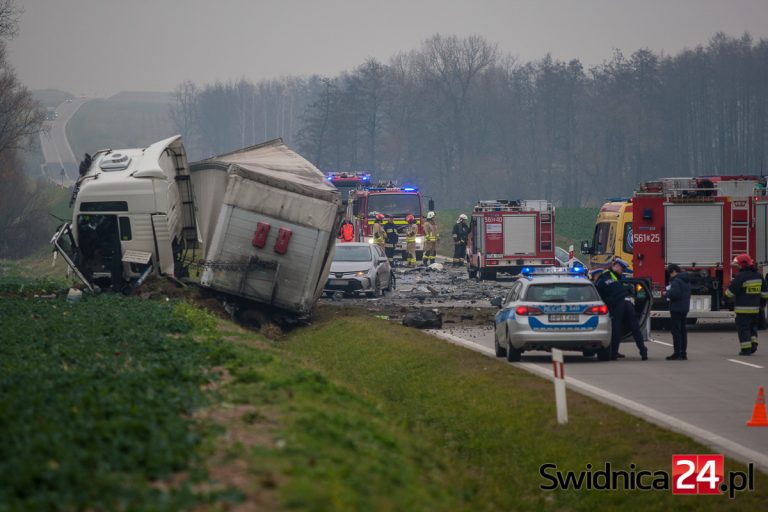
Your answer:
[725,253,768,356]
[596,258,649,360]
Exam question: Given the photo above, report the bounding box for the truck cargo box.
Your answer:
[190,139,342,315]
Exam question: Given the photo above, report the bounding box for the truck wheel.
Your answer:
[596,347,612,361]
[506,343,522,362]
[582,349,596,358]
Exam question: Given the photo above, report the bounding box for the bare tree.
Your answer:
[0,0,20,39]
[169,80,198,147]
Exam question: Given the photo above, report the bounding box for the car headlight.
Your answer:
[364,237,374,244]
[355,271,366,277]
[416,236,425,244]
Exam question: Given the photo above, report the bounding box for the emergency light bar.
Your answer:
[326,171,372,181]
[521,266,587,276]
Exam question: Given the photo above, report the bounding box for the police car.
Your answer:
[491,267,651,362]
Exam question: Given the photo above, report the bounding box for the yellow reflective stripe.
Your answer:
[741,341,754,349]
[761,293,768,298]
[743,279,764,286]
[725,289,735,298]
[735,308,760,313]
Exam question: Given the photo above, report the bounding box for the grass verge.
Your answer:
[4,284,766,510]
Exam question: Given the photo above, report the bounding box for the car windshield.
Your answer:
[366,193,421,218]
[334,245,373,262]
[524,283,599,302]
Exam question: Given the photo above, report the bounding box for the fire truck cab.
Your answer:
[347,185,433,261]
[326,171,372,205]
[467,200,556,280]
[632,176,768,322]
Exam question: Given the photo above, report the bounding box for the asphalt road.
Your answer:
[432,320,768,472]
[39,98,89,187]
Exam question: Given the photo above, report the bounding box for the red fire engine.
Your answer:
[632,176,768,321]
[467,200,556,280]
[347,185,433,261]
[326,171,372,205]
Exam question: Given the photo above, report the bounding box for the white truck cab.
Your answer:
[53,135,196,291]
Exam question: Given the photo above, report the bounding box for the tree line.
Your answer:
[0,0,47,259]
[177,32,768,208]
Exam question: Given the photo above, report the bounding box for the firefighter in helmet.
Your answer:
[451,214,470,266]
[405,213,418,267]
[424,211,438,265]
[372,213,386,250]
[383,214,399,262]
[725,253,768,356]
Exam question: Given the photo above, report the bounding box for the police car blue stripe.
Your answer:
[528,316,599,331]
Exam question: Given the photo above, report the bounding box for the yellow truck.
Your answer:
[580,200,633,271]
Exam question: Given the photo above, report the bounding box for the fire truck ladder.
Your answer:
[730,200,750,261]
[539,208,553,252]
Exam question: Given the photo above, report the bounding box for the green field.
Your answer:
[3,279,767,510]
[66,94,175,161]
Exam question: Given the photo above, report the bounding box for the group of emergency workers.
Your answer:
[338,210,443,268]
[589,253,768,359]
[337,211,473,268]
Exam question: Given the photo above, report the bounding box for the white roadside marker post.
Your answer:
[551,348,568,424]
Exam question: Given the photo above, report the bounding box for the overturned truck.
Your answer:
[53,136,342,318]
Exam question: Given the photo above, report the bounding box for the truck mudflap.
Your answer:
[50,223,95,293]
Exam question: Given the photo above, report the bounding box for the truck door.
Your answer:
[619,278,653,342]
[50,223,95,292]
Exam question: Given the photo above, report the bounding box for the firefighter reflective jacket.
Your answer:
[405,224,417,243]
[452,222,469,244]
[384,221,398,245]
[425,221,438,242]
[725,267,768,314]
[372,223,386,243]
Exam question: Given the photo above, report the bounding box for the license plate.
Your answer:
[329,279,347,286]
[549,314,579,322]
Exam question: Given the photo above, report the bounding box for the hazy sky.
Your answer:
[8,0,768,96]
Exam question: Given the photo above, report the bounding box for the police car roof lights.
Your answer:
[401,186,418,192]
[521,266,587,277]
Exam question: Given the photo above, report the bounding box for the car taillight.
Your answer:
[584,305,608,315]
[516,305,543,316]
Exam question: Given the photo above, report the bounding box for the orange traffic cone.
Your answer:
[747,386,768,427]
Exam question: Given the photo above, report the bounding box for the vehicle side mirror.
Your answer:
[490,297,502,308]
[580,240,591,255]
[377,257,388,264]
[428,199,435,211]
